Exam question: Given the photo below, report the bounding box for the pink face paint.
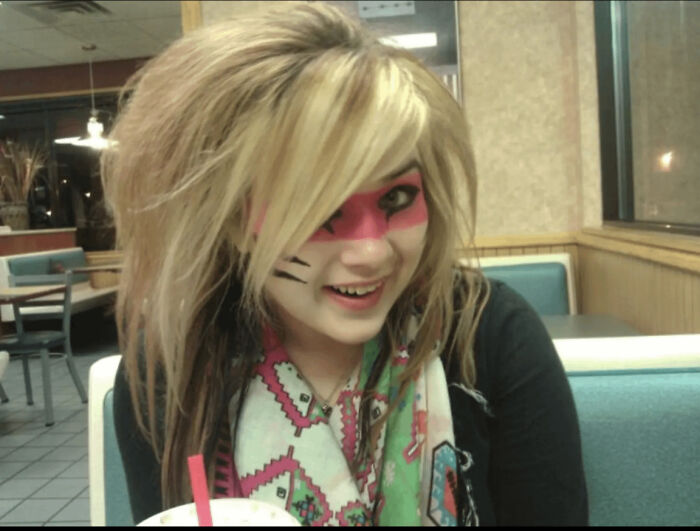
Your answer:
[252,172,428,241]
[251,200,266,236]
[309,171,428,242]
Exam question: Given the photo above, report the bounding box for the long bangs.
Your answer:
[243,49,429,301]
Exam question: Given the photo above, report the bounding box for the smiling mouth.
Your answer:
[322,280,386,310]
[328,282,382,297]
[325,277,386,297]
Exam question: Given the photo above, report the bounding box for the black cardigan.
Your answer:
[114,279,588,525]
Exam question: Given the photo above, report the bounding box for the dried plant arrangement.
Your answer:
[0,139,48,203]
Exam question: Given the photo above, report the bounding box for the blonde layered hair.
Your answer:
[101,2,490,509]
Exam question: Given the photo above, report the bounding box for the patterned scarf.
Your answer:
[224,315,460,525]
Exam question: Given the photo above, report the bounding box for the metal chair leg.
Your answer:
[63,338,87,403]
[39,348,54,427]
[22,354,34,405]
[0,382,8,403]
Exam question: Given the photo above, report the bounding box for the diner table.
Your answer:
[70,265,123,274]
[542,314,641,339]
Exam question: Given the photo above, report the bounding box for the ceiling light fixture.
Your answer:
[56,44,115,150]
[379,32,438,49]
[54,137,81,144]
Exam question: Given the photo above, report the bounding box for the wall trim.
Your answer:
[0,87,121,104]
[580,226,700,255]
[473,227,700,275]
[181,0,203,33]
[474,232,577,249]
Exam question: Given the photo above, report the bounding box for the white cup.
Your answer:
[137,498,301,526]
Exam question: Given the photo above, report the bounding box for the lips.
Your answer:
[322,279,386,311]
[328,281,382,296]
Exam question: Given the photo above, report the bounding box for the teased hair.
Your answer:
[101,1,489,509]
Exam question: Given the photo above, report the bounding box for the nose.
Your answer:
[339,237,394,272]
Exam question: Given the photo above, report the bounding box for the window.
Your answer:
[594,0,700,235]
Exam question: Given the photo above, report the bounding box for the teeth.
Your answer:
[332,282,381,296]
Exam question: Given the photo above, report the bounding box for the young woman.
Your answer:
[104,3,588,526]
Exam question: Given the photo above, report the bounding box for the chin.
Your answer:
[322,317,386,346]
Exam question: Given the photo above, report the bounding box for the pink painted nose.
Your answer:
[339,237,394,271]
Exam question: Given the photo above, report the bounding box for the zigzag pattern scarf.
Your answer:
[222,316,461,525]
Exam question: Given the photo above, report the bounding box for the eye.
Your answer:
[378,185,420,219]
[321,209,342,234]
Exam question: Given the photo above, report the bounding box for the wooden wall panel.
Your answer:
[0,230,76,256]
[181,1,203,33]
[471,230,700,334]
[578,245,700,334]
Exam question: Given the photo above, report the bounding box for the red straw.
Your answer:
[187,454,213,526]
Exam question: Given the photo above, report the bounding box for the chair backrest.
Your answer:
[6,248,88,282]
[0,247,87,322]
[474,253,575,315]
[9,272,73,336]
[88,354,133,526]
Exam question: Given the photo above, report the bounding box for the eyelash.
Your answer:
[321,209,342,234]
[378,185,420,220]
[321,185,420,233]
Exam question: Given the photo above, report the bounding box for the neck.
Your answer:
[285,330,363,393]
[273,310,364,401]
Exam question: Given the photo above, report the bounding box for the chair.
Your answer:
[0,271,87,426]
[88,354,133,526]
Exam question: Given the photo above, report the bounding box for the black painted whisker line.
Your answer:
[283,256,310,267]
[273,269,307,284]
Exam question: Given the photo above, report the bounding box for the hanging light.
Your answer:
[55,44,115,149]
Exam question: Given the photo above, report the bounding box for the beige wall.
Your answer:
[458,1,601,236]
[199,0,603,237]
[201,0,282,24]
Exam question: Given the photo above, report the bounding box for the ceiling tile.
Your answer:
[0,48,58,69]
[34,45,115,66]
[131,15,182,41]
[0,2,50,31]
[95,0,181,20]
[8,27,84,53]
[57,20,147,44]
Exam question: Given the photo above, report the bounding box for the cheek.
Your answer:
[391,222,428,266]
[267,240,343,293]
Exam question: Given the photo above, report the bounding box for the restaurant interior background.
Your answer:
[0,1,697,527]
[0,0,698,333]
[0,1,700,316]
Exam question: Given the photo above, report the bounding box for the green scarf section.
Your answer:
[356,337,422,525]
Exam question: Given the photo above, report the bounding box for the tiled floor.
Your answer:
[0,317,119,526]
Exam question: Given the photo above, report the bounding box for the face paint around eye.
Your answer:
[321,209,342,235]
[378,184,420,221]
[309,171,427,243]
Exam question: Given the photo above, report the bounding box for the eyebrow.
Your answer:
[378,159,420,185]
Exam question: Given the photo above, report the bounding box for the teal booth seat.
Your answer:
[99,367,700,525]
[7,248,90,284]
[482,262,570,315]
[104,390,133,526]
[568,369,700,526]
